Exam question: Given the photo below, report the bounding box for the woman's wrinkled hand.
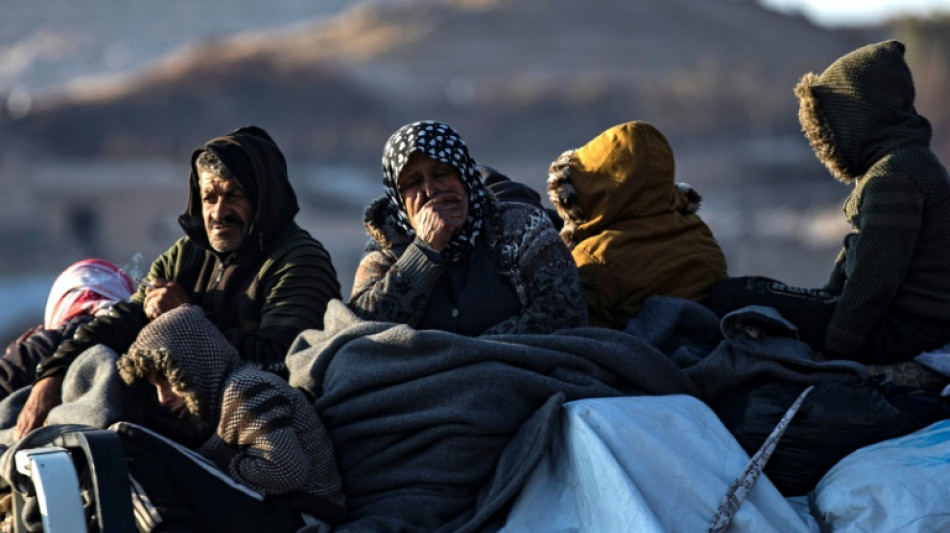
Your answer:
[411,192,467,252]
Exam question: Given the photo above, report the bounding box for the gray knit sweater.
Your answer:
[118,305,346,522]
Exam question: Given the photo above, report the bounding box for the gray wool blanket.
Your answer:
[0,344,128,449]
[0,297,868,530]
[287,300,699,533]
[289,299,868,533]
[0,344,131,493]
[624,296,868,400]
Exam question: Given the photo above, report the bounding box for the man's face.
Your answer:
[199,170,253,253]
[147,374,190,420]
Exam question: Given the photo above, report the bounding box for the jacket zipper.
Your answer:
[211,257,232,290]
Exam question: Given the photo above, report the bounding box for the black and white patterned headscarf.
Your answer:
[382,121,490,262]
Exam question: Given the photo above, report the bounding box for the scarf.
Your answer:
[381,121,490,262]
[44,259,135,330]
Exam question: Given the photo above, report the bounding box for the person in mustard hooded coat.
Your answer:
[547,120,728,329]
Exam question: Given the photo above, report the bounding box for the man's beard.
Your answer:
[207,215,247,252]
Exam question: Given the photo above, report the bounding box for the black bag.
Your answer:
[712,380,950,496]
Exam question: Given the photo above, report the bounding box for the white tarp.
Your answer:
[499,395,816,532]
[812,419,950,532]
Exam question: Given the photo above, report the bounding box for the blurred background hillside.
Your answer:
[1,0,950,340]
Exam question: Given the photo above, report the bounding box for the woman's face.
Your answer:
[397,152,469,234]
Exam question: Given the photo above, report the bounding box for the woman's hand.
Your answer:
[410,192,467,251]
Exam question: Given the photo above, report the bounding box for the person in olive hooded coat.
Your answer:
[708,41,950,367]
[797,40,950,363]
[547,120,727,329]
[15,125,341,438]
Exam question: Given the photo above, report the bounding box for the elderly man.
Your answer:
[15,125,340,438]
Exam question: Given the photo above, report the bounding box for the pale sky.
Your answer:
[760,0,950,26]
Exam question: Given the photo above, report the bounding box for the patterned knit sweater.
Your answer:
[118,305,346,523]
[349,196,588,335]
[796,40,950,361]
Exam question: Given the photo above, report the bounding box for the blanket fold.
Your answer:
[0,297,875,533]
[625,298,867,400]
[287,301,697,532]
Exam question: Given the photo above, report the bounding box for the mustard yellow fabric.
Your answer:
[562,121,727,328]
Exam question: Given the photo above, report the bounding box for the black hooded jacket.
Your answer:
[39,126,340,379]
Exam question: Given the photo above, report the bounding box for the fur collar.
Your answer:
[675,183,703,213]
[547,148,704,247]
[795,73,853,183]
[363,197,413,249]
[546,149,584,246]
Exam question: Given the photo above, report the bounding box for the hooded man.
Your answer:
[547,120,727,328]
[115,304,345,531]
[795,40,950,363]
[15,125,341,438]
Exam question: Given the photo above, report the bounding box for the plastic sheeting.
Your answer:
[812,419,950,532]
[499,395,815,533]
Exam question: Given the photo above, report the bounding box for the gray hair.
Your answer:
[195,150,235,180]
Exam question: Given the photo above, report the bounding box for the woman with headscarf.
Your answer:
[0,259,134,399]
[349,120,587,335]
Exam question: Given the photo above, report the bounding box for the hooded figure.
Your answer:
[349,120,587,335]
[40,126,339,379]
[796,40,950,362]
[117,304,346,530]
[20,126,340,440]
[547,121,727,328]
[43,259,136,331]
[0,259,134,399]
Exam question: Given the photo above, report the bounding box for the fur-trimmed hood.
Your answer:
[118,305,239,436]
[795,40,932,183]
[546,121,702,245]
[362,197,413,250]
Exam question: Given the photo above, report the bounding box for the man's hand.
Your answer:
[143,277,190,320]
[14,374,64,439]
[411,192,467,251]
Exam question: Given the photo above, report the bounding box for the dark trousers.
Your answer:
[116,424,303,533]
[706,276,947,363]
[852,311,948,364]
[705,276,836,350]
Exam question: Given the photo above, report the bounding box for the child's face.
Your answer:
[147,374,190,420]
